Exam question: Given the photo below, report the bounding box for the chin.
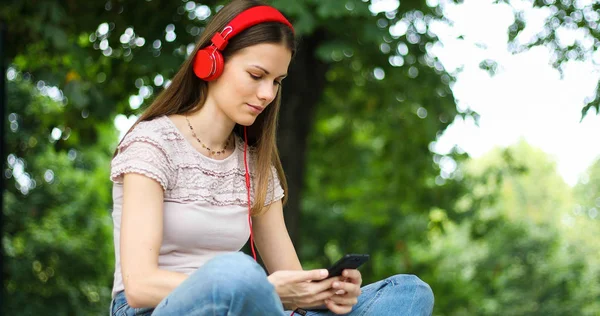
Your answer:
[234,115,259,127]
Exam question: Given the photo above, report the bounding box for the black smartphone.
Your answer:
[327,254,370,278]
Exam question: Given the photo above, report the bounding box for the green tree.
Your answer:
[1,0,463,242]
[569,158,600,314]
[460,139,572,225]
[2,0,464,313]
[574,158,600,223]
[422,218,592,315]
[3,77,115,314]
[417,141,599,315]
[501,0,600,117]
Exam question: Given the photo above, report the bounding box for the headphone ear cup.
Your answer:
[204,50,224,81]
[193,47,216,80]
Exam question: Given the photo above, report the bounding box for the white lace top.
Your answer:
[109,115,284,297]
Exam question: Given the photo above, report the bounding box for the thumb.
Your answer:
[286,269,329,283]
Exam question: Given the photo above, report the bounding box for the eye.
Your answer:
[274,80,282,86]
[249,73,261,80]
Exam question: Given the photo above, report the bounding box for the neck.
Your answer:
[186,99,236,150]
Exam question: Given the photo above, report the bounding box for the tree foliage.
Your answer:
[418,141,600,315]
[3,78,115,314]
[2,0,599,315]
[499,0,600,117]
[2,0,464,312]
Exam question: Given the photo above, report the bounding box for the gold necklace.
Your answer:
[185,115,231,156]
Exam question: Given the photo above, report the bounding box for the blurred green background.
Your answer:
[2,0,599,315]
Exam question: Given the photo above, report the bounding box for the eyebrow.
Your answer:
[251,65,287,78]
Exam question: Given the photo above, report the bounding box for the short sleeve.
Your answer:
[264,165,285,206]
[110,127,174,191]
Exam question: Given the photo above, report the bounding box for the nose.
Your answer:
[256,81,277,103]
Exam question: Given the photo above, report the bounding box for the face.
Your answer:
[207,42,292,126]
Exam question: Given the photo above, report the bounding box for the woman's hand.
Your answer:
[323,269,363,314]
[267,269,340,310]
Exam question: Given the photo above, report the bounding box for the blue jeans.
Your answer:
[110,252,434,315]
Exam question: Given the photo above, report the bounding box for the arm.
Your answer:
[251,199,302,273]
[253,200,344,311]
[120,173,187,308]
[252,200,360,314]
[252,199,306,310]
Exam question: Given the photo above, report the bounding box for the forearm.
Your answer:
[124,268,188,308]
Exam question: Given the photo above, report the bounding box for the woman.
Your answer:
[109,0,434,315]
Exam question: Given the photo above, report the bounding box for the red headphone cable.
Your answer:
[243,126,257,262]
[243,128,302,316]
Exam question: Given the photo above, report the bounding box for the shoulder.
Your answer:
[119,116,179,151]
[111,116,179,190]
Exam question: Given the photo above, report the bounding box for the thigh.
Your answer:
[111,291,154,316]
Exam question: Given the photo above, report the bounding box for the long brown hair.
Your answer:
[116,0,295,215]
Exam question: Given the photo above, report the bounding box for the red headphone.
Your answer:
[193,5,294,81]
[193,6,293,263]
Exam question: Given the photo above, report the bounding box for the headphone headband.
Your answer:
[211,6,294,51]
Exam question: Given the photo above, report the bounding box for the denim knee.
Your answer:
[152,252,283,315]
[388,274,434,311]
[200,252,273,296]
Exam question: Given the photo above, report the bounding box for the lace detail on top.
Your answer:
[110,116,284,206]
[111,122,175,191]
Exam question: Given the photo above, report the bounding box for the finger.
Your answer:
[292,279,338,305]
[311,276,344,293]
[313,276,343,286]
[325,299,353,315]
[286,269,329,283]
[332,281,361,297]
[298,289,336,307]
[342,269,363,284]
[328,293,358,306]
[308,278,341,296]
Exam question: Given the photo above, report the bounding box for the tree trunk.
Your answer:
[278,29,329,249]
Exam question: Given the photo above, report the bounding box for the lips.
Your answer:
[246,103,264,113]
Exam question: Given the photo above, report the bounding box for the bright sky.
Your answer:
[421,0,600,186]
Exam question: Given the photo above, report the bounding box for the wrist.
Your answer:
[269,274,293,309]
[283,302,297,310]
